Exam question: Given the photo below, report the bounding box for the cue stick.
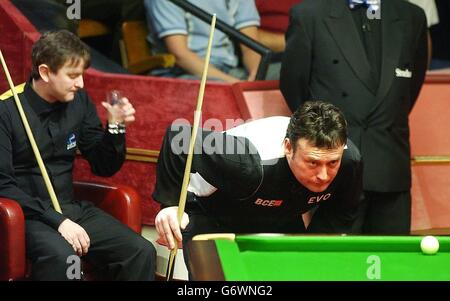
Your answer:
[165,14,217,281]
[0,49,62,213]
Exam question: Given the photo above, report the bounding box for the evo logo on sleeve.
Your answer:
[66,133,77,150]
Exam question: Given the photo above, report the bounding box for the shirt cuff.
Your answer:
[105,126,126,146]
[40,208,66,229]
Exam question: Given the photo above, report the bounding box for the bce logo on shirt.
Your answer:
[254,198,283,207]
[66,133,77,150]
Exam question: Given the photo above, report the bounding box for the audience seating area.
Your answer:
[0,0,449,236]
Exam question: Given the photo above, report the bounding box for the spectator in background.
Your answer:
[144,0,261,83]
[255,0,301,53]
[281,0,428,235]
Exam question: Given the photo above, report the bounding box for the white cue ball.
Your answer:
[420,236,439,255]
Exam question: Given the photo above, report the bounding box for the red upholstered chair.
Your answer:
[231,80,291,120]
[0,181,142,281]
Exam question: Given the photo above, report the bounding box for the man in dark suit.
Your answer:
[280,0,428,234]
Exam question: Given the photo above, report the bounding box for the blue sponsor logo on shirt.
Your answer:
[66,133,77,150]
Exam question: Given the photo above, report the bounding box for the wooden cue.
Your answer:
[0,49,62,213]
[165,14,217,281]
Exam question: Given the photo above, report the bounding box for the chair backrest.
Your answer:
[77,19,111,38]
[255,0,301,33]
[120,21,175,74]
[231,80,291,120]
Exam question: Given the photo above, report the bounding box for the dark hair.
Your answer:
[286,101,347,151]
[31,30,91,80]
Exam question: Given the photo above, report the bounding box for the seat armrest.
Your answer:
[73,181,142,234]
[0,199,26,281]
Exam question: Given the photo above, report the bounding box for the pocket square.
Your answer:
[395,68,412,78]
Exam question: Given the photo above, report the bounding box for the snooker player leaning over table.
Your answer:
[153,101,363,278]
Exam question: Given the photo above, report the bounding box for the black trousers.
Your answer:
[26,201,155,281]
[352,190,411,235]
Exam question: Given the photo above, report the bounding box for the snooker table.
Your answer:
[187,234,450,281]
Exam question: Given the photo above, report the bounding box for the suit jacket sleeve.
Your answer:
[280,5,313,112]
[410,10,428,111]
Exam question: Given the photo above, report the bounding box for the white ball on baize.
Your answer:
[420,236,439,255]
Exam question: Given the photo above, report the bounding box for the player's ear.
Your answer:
[284,138,293,158]
[38,64,51,83]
